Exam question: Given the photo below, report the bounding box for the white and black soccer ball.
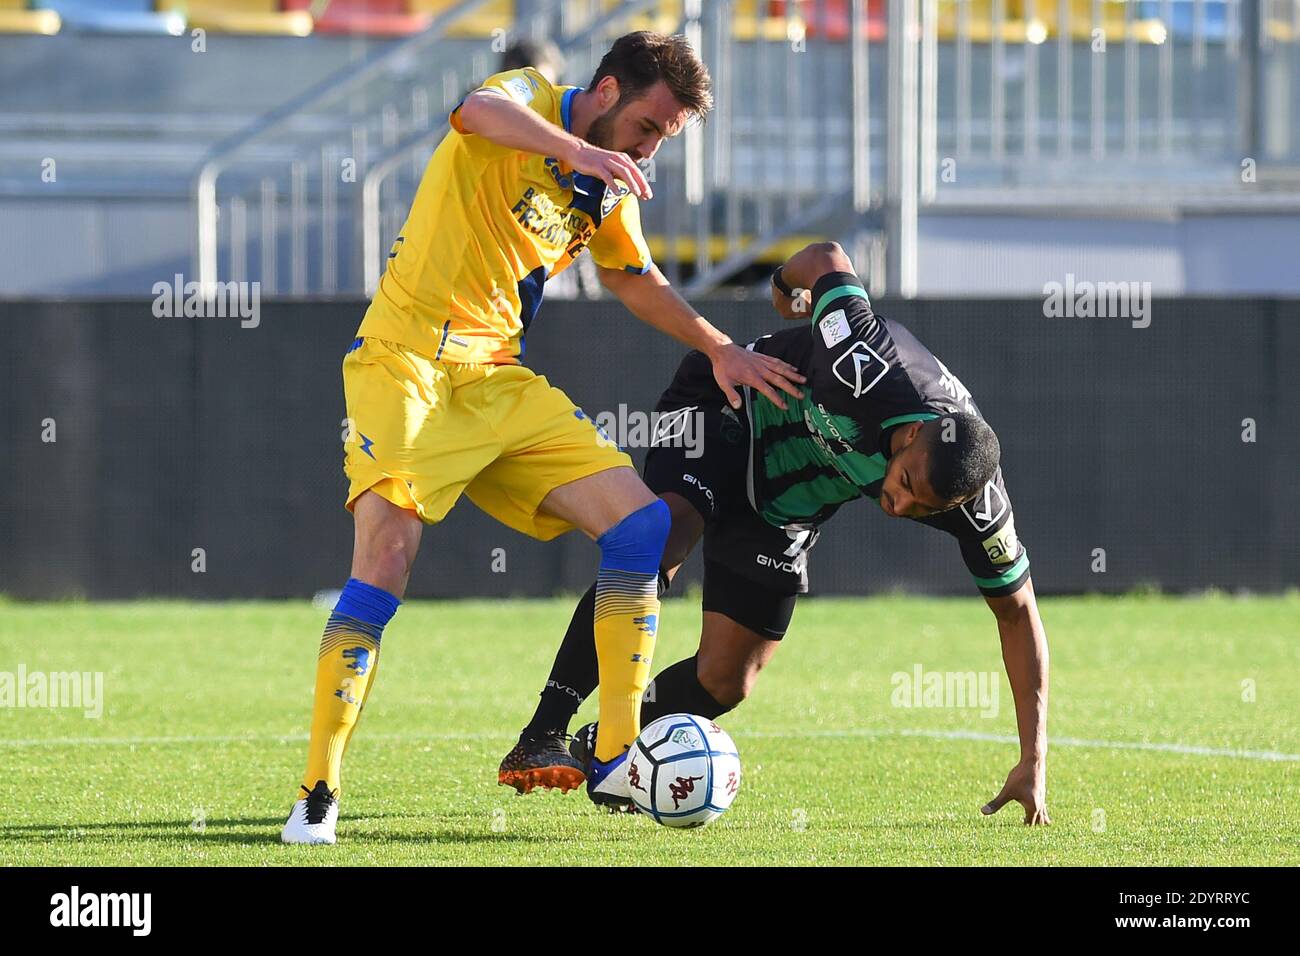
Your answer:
[626,713,741,828]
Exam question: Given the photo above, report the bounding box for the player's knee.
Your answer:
[696,657,754,710]
[355,533,415,593]
[598,498,672,571]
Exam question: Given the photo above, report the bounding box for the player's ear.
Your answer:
[899,420,927,446]
[595,74,621,110]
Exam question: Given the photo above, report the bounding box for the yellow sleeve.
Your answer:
[587,190,653,275]
[449,67,560,141]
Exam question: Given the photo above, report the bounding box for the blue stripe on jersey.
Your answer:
[561,87,581,132]
[568,172,607,223]
[517,265,547,334]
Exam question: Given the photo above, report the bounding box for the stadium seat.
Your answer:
[727,0,789,41]
[409,0,514,38]
[35,0,182,35]
[0,0,60,34]
[1026,0,1169,44]
[598,0,682,35]
[154,0,313,36]
[766,1,886,42]
[281,0,431,37]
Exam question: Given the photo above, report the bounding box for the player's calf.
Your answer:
[282,576,402,846]
[591,497,672,766]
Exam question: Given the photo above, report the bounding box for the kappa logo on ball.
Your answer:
[627,759,647,793]
[832,341,889,398]
[669,774,704,809]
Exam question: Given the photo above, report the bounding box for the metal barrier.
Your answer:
[4,295,1297,599]
[184,0,1300,298]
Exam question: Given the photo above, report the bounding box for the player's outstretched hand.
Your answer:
[982,759,1051,825]
[567,141,653,200]
[709,343,805,411]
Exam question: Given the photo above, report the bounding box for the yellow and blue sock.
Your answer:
[299,578,400,798]
[593,499,671,762]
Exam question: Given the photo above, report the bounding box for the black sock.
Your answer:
[521,582,600,738]
[641,654,728,725]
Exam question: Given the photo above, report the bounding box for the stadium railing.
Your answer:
[183,0,1300,301]
[5,1,1297,294]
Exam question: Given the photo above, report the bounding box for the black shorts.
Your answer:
[642,352,821,640]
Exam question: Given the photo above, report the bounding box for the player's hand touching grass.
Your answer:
[982,759,1051,826]
[708,342,805,411]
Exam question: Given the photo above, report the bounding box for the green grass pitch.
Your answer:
[1,594,1297,866]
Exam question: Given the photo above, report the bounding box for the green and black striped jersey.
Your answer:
[737,271,1029,597]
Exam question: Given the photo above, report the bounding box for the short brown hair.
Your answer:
[590,31,713,121]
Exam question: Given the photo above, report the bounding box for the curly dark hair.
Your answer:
[590,31,713,120]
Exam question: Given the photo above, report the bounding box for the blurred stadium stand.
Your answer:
[31,1,184,35]
[0,0,1298,295]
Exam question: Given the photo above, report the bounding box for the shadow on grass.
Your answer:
[0,816,579,846]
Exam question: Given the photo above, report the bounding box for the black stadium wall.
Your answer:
[1,297,1296,600]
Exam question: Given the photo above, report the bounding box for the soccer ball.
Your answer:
[626,713,741,828]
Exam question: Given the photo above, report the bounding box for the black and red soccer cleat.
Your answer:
[497,730,586,795]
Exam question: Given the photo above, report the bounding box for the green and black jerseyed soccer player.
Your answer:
[499,241,1051,825]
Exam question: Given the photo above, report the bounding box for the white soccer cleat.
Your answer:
[572,723,636,812]
[281,780,339,845]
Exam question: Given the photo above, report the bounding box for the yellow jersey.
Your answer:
[357,67,653,365]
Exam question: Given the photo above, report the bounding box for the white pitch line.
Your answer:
[745,728,1300,762]
[1,727,1297,762]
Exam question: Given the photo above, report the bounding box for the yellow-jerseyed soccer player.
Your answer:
[282,31,806,844]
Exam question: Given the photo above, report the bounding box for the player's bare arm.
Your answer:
[598,263,805,410]
[772,239,857,297]
[455,88,652,199]
[981,578,1051,826]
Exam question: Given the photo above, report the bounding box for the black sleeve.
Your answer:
[917,466,1031,597]
[805,271,890,413]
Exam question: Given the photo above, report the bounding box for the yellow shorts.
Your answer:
[341,336,633,540]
